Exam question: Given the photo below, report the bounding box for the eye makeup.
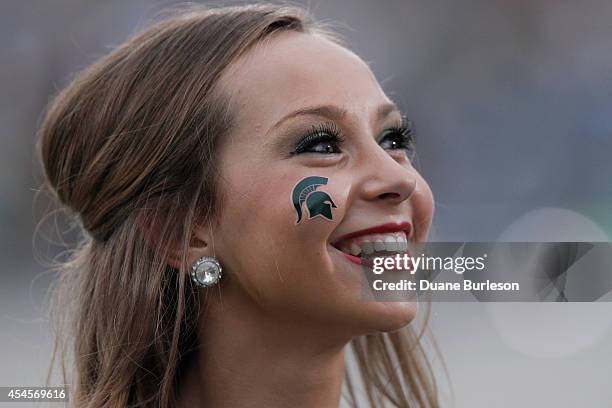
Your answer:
[286,114,417,159]
[378,115,416,159]
[290,122,345,156]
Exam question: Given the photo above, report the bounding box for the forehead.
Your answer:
[219,31,390,130]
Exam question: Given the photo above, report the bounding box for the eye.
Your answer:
[379,117,416,160]
[291,123,345,155]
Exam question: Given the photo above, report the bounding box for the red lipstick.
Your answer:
[332,221,412,246]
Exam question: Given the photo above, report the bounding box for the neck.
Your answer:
[178,288,349,408]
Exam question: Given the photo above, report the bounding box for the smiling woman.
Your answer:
[35,3,438,408]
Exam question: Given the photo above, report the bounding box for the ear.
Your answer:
[139,220,216,271]
[166,226,216,271]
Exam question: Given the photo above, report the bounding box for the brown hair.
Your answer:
[36,3,438,407]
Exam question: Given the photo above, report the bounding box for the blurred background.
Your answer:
[1,0,611,406]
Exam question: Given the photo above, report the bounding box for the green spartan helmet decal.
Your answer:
[292,176,337,224]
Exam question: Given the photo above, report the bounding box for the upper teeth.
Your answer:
[337,232,408,256]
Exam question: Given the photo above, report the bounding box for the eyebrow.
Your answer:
[268,102,400,133]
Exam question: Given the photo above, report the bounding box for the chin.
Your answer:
[350,300,418,335]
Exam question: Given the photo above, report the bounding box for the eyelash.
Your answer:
[291,122,345,155]
[290,116,416,158]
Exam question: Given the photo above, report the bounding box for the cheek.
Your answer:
[412,173,435,241]
[213,172,348,306]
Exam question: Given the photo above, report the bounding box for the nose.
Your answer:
[359,147,418,205]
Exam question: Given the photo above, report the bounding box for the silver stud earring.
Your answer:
[190,256,223,288]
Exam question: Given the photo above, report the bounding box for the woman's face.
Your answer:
[206,32,434,337]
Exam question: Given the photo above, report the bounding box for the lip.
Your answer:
[331,221,412,247]
[329,244,375,266]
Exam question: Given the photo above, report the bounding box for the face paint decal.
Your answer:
[291,176,337,224]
